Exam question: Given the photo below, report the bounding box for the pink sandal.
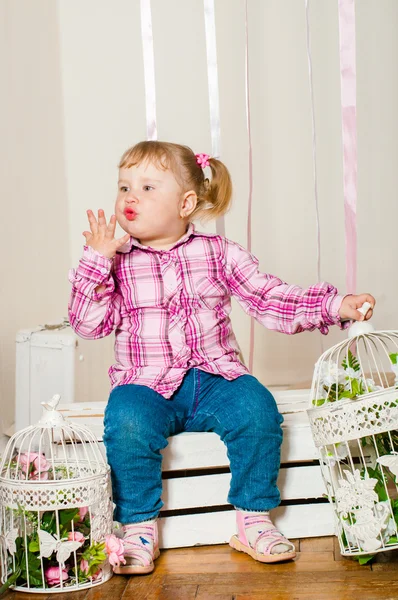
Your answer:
[229,512,296,564]
[113,520,160,575]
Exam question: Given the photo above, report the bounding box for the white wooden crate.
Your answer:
[58,389,334,548]
[15,323,76,431]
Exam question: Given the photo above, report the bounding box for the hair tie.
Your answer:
[195,153,210,168]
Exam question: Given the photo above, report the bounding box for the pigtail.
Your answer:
[193,158,232,222]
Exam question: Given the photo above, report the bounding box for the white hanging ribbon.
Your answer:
[140,0,157,141]
[203,0,224,236]
[305,0,324,354]
[244,0,255,374]
[305,0,321,284]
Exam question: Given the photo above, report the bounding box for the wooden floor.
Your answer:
[3,536,398,600]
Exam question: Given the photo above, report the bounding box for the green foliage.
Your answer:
[342,350,360,372]
[80,541,106,576]
[390,353,398,365]
[59,508,79,527]
[353,553,375,565]
[365,467,389,502]
[0,507,107,592]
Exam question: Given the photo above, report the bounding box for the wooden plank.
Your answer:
[162,466,326,510]
[58,388,319,468]
[299,536,334,553]
[70,430,319,471]
[162,432,228,470]
[158,503,335,549]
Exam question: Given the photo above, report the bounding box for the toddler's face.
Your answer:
[116,161,185,245]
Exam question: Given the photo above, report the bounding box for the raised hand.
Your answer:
[339,293,376,322]
[83,209,130,259]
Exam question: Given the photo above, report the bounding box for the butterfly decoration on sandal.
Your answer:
[38,529,84,566]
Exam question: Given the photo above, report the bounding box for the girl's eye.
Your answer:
[120,186,129,192]
[143,185,154,191]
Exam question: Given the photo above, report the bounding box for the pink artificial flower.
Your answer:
[105,534,125,567]
[91,568,102,581]
[44,565,69,586]
[78,506,89,521]
[68,531,85,543]
[80,559,89,575]
[30,470,49,481]
[19,452,50,480]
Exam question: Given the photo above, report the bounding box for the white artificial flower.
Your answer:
[391,363,398,383]
[364,378,383,392]
[319,361,346,387]
[345,367,362,380]
[323,443,350,466]
[384,517,397,541]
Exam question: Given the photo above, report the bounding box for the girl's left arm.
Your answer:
[223,239,371,335]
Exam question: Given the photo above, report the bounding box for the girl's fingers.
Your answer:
[365,308,373,321]
[106,214,117,238]
[86,210,98,234]
[82,231,91,241]
[115,233,131,248]
[98,209,107,232]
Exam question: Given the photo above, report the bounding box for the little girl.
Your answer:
[68,141,375,574]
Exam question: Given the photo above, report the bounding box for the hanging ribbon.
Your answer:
[338,0,357,294]
[305,0,321,284]
[244,0,255,374]
[305,0,324,354]
[203,0,224,237]
[140,0,157,140]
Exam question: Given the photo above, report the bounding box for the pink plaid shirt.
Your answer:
[68,223,347,398]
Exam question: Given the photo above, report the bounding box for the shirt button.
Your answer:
[100,268,108,275]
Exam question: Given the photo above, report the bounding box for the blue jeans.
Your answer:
[103,369,284,524]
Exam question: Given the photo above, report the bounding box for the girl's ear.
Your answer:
[180,190,197,218]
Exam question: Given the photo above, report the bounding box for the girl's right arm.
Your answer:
[68,209,130,339]
[68,246,122,339]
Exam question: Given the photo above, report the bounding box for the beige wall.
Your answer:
[0,0,70,434]
[1,0,398,434]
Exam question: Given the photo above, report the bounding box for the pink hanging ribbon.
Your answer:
[140,0,157,140]
[244,0,255,374]
[338,0,357,294]
[203,0,224,237]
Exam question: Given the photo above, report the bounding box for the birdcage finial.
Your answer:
[38,394,66,428]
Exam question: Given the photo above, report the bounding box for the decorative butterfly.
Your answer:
[38,529,83,566]
[376,454,398,479]
[0,528,18,556]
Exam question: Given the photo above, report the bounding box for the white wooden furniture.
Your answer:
[15,323,333,548]
[15,323,76,431]
[58,389,334,549]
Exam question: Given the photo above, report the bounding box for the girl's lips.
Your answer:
[124,209,137,221]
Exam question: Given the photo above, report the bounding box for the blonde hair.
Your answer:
[118,141,232,222]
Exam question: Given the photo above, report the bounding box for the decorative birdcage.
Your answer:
[0,395,115,593]
[307,303,398,557]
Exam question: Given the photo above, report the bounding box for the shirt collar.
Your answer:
[117,222,196,254]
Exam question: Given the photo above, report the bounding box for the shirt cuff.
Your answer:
[74,246,113,283]
[68,246,115,300]
[327,293,352,331]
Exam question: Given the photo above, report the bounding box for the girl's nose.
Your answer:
[126,193,138,204]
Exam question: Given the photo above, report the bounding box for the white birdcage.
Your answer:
[0,394,114,593]
[307,303,398,557]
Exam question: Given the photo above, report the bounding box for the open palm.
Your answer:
[83,209,130,259]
